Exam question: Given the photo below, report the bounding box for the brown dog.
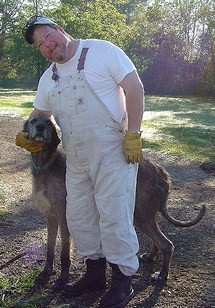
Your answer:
[23,115,206,289]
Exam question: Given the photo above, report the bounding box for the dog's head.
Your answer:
[24,115,60,150]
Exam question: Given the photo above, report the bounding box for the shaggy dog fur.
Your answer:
[23,115,206,289]
[24,116,70,291]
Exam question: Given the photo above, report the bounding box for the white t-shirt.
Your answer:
[34,39,136,122]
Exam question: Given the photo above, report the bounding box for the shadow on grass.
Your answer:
[0,89,36,95]
[142,96,215,163]
[21,101,34,108]
[146,96,215,113]
[144,124,215,163]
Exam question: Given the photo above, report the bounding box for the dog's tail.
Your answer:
[160,204,206,227]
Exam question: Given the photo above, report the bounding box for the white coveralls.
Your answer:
[48,45,139,276]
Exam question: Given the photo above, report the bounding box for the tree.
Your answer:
[50,0,131,47]
[131,0,215,95]
[0,0,60,87]
[0,0,214,95]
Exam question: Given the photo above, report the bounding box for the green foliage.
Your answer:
[0,208,13,227]
[0,268,42,308]
[50,0,131,47]
[10,33,49,82]
[0,207,7,215]
[0,0,214,96]
[128,0,215,96]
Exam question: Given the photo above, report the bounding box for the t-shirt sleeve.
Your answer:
[33,69,53,112]
[105,43,136,84]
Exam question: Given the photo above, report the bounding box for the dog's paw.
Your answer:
[51,278,68,293]
[35,269,52,285]
[151,271,168,284]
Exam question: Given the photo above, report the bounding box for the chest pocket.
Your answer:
[49,74,88,116]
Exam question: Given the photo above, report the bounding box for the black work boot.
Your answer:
[62,258,106,297]
[100,263,134,307]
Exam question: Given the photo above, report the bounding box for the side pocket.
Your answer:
[62,133,72,151]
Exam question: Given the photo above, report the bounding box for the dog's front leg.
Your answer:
[35,215,58,286]
[52,224,71,291]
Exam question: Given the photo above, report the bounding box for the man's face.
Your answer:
[32,25,70,63]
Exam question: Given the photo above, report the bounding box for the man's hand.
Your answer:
[123,130,143,164]
[15,132,44,153]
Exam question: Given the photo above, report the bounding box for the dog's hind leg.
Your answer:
[139,219,174,282]
[35,215,58,285]
[140,241,159,262]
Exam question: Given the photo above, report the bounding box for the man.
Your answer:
[16,15,145,307]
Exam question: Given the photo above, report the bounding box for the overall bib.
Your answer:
[48,45,139,276]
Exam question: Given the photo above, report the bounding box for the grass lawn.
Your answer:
[0,89,214,163]
[0,88,35,116]
[142,95,215,163]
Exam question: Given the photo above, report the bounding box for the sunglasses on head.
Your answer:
[22,16,44,37]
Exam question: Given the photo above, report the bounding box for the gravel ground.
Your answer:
[0,113,215,307]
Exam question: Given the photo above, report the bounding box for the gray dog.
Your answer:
[23,116,70,291]
[23,115,206,289]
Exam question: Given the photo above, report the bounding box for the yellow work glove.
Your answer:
[15,132,44,153]
[123,130,143,164]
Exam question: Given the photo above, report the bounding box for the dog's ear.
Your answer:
[55,132,61,147]
[50,126,61,151]
[23,120,29,132]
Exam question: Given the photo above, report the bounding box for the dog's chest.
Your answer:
[33,189,52,215]
[32,171,66,216]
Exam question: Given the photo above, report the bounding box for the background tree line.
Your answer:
[0,0,214,96]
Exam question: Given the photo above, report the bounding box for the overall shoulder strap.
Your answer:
[52,63,59,82]
[77,40,92,71]
[77,48,89,71]
[52,40,92,80]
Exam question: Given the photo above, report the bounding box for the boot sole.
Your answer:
[62,283,107,298]
[100,288,134,308]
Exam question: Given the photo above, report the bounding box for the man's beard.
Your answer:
[53,49,66,63]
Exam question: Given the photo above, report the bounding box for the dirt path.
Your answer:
[0,114,215,307]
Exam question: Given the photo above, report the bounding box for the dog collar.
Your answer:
[31,152,57,172]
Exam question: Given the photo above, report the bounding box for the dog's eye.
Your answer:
[29,118,37,125]
[46,120,52,125]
